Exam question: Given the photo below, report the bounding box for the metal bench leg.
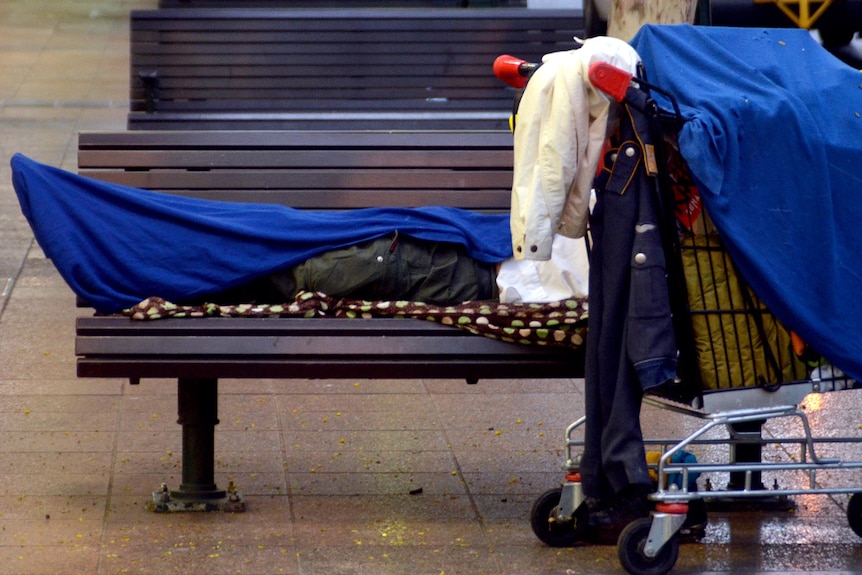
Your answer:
[149,378,245,512]
[728,420,766,491]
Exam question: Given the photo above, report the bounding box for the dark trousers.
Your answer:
[208,233,498,305]
[580,102,677,499]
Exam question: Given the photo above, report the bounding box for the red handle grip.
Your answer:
[493,54,539,89]
[588,61,633,103]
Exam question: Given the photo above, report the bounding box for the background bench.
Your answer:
[128,8,584,130]
[75,129,585,511]
[158,1,520,6]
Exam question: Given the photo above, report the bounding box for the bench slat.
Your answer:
[76,316,502,337]
[125,115,514,130]
[68,188,509,209]
[134,7,579,25]
[78,335,546,356]
[80,169,514,190]
[77,357,583,381]
[132,83,514,95]
[133,43,536,57]
[78,130,514,149]
[78,149,513,169]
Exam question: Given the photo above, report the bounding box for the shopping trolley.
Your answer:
[494,53,862,575]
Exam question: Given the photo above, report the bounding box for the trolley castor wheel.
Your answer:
[618,517,679,575]
[529,487,582,547]
[847,492,862,538]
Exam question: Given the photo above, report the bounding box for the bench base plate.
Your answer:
[149,484,246,513]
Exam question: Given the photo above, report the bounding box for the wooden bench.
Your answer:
[75,130,586,511]
[128,8,584,130]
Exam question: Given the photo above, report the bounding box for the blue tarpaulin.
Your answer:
[11,153,512,313]
[631,25,862,381]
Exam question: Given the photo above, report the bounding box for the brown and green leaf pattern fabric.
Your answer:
[122,291,589,350]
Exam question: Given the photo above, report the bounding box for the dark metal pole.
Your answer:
[175,377,225,499]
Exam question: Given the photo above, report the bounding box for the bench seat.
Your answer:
[77,316,583,382]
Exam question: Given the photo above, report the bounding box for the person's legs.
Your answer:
[233,233,497,305]
[395,234,498,303]
[272,234,399,300]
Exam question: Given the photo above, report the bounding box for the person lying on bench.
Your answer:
[10,153,588,312]
[205,230,588,307]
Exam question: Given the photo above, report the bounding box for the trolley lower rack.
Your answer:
[532,383,862,575]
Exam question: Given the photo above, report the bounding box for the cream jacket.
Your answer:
[510,37,641,260]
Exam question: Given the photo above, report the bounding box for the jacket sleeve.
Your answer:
[510,53,590,261]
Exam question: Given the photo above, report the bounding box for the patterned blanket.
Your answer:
[121,291,589,350]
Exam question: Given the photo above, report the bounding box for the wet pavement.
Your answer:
[1,1,862,573]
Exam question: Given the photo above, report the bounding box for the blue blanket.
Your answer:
[11,154,512,313]
[631,25,862,381]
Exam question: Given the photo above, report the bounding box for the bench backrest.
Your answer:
[129,8,584,129]
[77,130,515,210]
[159,1,496,6]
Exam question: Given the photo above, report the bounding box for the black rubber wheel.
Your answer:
[529,487,581,547]
[847,492,862,538]
[618,517,679,575]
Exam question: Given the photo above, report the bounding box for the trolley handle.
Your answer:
[494,55,683,128]
[494,55,640,103]
[588,61,633,103]
[494,57,634,100]
[590,61,683,123]
[493,54,540,89]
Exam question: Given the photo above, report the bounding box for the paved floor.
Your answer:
[2,1,862,574]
